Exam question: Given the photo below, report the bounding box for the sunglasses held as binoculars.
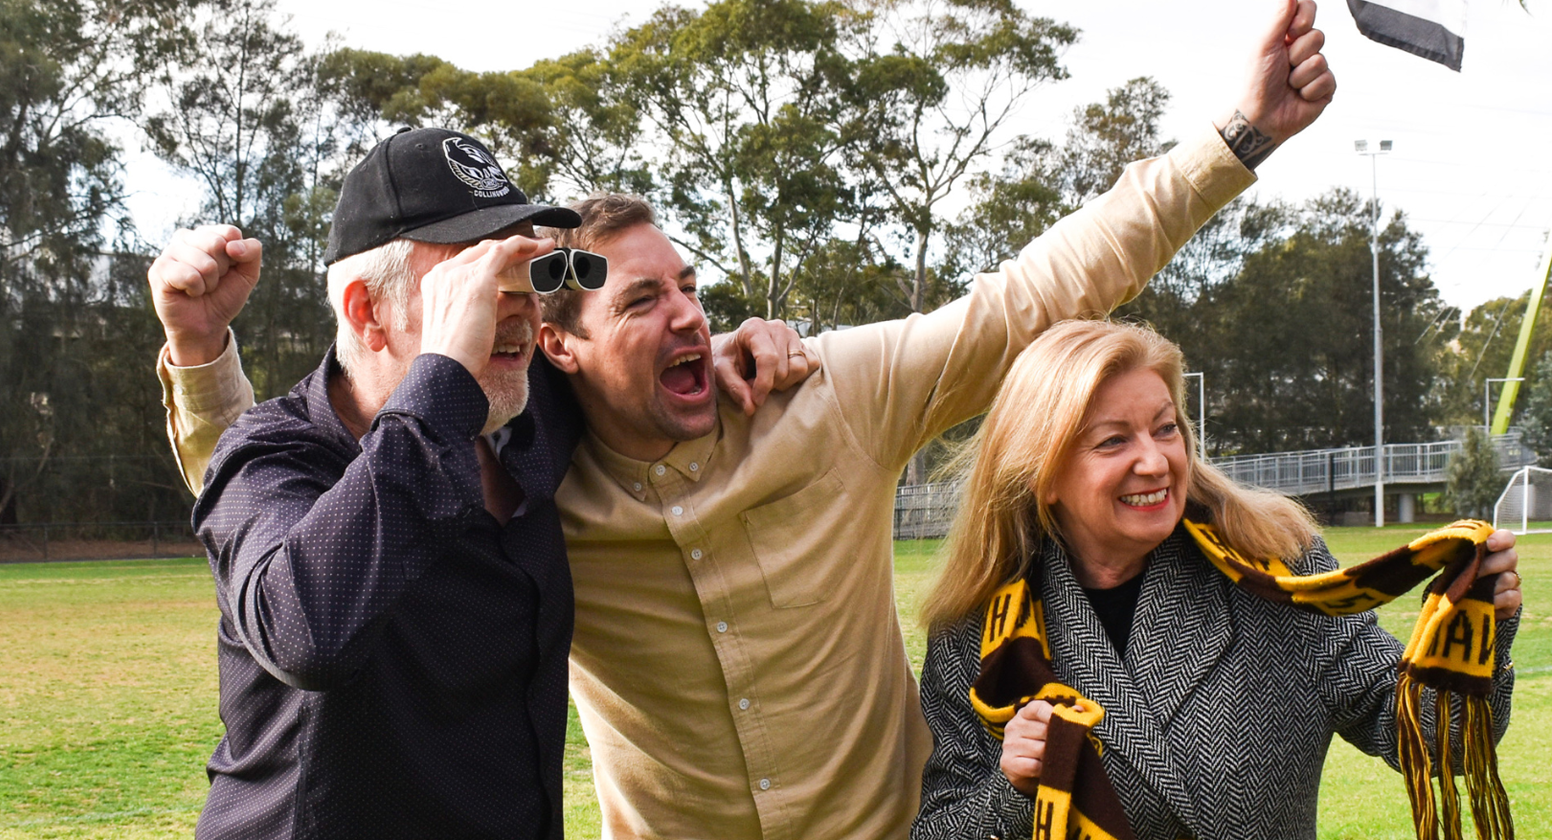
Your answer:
[499,247,608,295]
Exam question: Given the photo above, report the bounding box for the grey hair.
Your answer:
[327,239,418,375]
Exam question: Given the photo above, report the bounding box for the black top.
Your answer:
[1081,568,1147,658]
[192,349,582,840]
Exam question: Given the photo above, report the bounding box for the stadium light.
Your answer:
[1183,371,1206,460]
[1357,139,1392,527]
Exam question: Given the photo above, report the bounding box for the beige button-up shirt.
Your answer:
[161,127,1252,839]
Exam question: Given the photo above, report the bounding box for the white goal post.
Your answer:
[1493,466,1552,535]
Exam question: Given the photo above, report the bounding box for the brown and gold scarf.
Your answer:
[969,519,1512,840]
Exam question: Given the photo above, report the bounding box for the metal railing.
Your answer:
[893,482,963,540]
[1210,434,1535,497]
[892,433,1540,540]
[0,521,199,563]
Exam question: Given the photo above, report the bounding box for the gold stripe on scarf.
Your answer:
[971,519,1513,840]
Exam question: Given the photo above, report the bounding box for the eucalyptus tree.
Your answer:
[845,0,1075,313]
[609,0,861,319]
[146,0,378,397]
[0,0,190,521]
[1189,191,1445,454]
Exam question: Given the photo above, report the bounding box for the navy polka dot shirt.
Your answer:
[192,348,581,840]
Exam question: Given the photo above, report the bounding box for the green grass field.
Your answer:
[2,528,1548,838]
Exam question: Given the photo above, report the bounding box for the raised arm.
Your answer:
[816,0,1336,471]
[150,226,262,494]
[1215,0,1336,170]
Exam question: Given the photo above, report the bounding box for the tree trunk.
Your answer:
[902,225,932,485]
[911,224,929,313]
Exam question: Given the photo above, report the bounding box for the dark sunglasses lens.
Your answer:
[571,251,608,291]
[528,252,567,294]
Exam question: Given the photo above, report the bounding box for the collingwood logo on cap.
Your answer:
[442,137,513,199]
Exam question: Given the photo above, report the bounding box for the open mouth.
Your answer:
[491,341,527,361]
[1120,489,1169,508]
[659,352,709,398]
[490,322,533,364]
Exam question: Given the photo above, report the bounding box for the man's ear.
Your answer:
[340,279,389,353]
[538,322,581,374]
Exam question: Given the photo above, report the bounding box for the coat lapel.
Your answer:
[1125,530,1234,728]
[1038,534,1220,835]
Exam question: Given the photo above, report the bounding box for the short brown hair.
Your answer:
[537,193,660,337]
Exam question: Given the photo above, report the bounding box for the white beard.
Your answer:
[478,319,534,435]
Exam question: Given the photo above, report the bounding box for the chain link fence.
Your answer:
[0,455,198,563]
[0,521,200,563]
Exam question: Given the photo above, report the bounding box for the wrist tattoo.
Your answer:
[1220,110,1277,170]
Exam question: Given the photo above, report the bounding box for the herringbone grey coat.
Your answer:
[913,530,1519,840]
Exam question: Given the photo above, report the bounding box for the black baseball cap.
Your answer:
[323,127,581,265]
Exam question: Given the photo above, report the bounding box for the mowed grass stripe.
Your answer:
[1,530,1548,838]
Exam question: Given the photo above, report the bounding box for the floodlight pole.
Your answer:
[1184,372,1205,459]
[1357,139,1391,527]
[1486,377,1524,431]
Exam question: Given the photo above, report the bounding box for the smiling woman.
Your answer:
[911,319,1524,840]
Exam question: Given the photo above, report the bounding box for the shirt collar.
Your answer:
[305,344,358,450]
[583,421,720,501]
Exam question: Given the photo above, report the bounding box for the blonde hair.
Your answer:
[921,319,1317,628]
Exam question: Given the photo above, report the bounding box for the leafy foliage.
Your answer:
[145,0,378,398]
[1515,350,1552,466]
[1445,426,1502,519]
[0,0,191,523]
[0,0,1522,516]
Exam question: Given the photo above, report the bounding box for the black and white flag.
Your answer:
[1347,0,1466,71]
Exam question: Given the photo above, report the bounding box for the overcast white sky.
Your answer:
[126,0,1552,313]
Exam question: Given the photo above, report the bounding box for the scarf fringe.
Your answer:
[1396,673,1515,840]
[1464,697,1514,839]
[1436,691,1461,839]
[1399,674,1438,839]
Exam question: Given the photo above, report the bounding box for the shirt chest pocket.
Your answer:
[739,470,846,609]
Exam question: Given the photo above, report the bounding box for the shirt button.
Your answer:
[690,462,699,471]
[655,465,666,476]
[691,549,703,560]
[671,505,684,516]
[633,482,642,492]
[716,621,728,633]
[738,698,750,710]
[759,778,771,791]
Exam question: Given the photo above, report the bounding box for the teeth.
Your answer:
[1121,490,1168,506]
[493,344,524,354]
[671,354,702,367]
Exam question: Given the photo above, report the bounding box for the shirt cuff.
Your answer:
[377,354,490,442]
[157,328,253,423]
[1174,123,1259,209]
